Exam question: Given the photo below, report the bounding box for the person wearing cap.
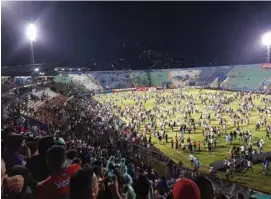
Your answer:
[172,178,201,199]
[55,137,66,146]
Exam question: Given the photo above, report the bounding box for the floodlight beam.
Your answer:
[267,45,270,63]
[26,23,37,65]
[262,32,271,63]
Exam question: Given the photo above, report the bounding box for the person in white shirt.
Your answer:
[189,154,194,166]
[224,158,228,168]
[241,145,245,153]
[177,121,181,126]
[245,159,253,173]
[260,138,264,145]
[227,161,231,167]
[209,165,215,175]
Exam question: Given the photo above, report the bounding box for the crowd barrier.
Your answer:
[113,88,135,93]
[211,151,271,170]
[135,86,163,91]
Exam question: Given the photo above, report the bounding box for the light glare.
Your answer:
[26,23,37,42]
[262,32,271,46]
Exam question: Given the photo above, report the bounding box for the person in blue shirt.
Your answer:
[263,158,269,174]
[157,176,169,196]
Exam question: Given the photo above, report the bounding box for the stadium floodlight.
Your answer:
[26,23,37,42]
[26,23,37,65]
[262,32,271,63]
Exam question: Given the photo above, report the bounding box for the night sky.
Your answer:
[2,1,271,68]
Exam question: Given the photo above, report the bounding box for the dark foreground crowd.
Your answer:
[1,87,252,199]
[2,132,234,199]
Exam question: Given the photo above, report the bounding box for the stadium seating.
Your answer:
[130,71,151,87]
[196,66,233,86]
[55,64,271,91]
[222,64,271,90]
[149,70,170,86]
[260,77,271,90]
[169,69,201,87]
[68,74,101,90]
[91,71,134,89]
[21,88,59,116]
[54,74,74,84]
[32,88,58,99]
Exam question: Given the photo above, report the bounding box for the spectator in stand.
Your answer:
[72,158,82,166]
[3,135,26,175]
[8,166,35,199]
[134,175,152,199]
[37,145,80,199]
[123,173,136,199]
[26,136,55,181]
[157,176,169,196]
[26,137,40,157]
[172,178,200,199]
[194,176,215,199]
[55,137,65,146]
[1,159,25,198]
[92,164,103,181]
[66,149,78,166]
[70,168,98,199]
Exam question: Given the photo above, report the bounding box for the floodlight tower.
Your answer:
[262,32,271,63]
[26,23,37,65]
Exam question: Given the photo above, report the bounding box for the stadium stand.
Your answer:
[92,71,134,89]
[54,74,73,84]
[68,74,101,90]
[2,64,271,199]
[51,64,271,92]
[169,69,201,87]
[196,66,233,86]
[21,88,59,116]
[222,64,271,90]
[149,70,170,86]
[130,71,151,87]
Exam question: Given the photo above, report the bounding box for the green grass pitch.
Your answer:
[95,89,271,193]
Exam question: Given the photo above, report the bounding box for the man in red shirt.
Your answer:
[37,145,80,199]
